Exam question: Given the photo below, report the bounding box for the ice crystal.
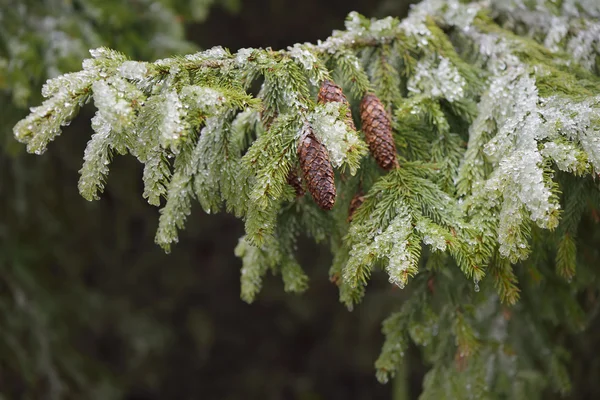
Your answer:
[92,78,136,133]
[384,213,415,289]
[415,219,448,252]
[118,61,149,80]
[567,21,600,71]
[203,46,228,59]
[541,141,586,173]
[235,48,254,66]
[309,102,365,175]
[180,86,224,114]
[407,56,466,102]
[287,44,317,70]
[370,17,396,34]
[161,90,188,148]
[78,113,112,201]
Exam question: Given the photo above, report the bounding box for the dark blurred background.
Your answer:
[0,1,423,399]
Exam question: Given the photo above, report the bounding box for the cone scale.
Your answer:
[297,123,336,210]
[360,93,399,170]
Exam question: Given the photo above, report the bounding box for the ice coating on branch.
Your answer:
[407,56,466,102]
[287,43,318,70]
[78,114,112,201]
[345,202,415,289]
[567,21,600,71]
[235,48,254,66]
[491,0,600,68]
[383,213,416,289]
[118,61,149,80]
[92,77,137,133]
[491,2,570,52]
[41,70,95,98]
[203,46,228,59]
[415,219,448,252]
[399,3,434,47]
[161,90,188,149]
[344,11,367,35]
[89,47,110,59]
[561,0,600,18]
[192,111,236,213]
[369,17,396,34]
[442,0,480,28]
[180,86,224,114]
[476,69,559,235]
[309,102,365,174]
[544,18,570,52]
[541,141,587,173]
[538,96,600,170]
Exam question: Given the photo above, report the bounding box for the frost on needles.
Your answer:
[13,0,600,397]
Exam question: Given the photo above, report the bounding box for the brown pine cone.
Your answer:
[360,93,399,170]
[318,80,356,131]
[286,169,305,197]
[297,124,336,210]
[347,191,365,222]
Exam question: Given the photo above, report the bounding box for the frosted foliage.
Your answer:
[203,46,228,59]
[142,150,169,206]
[118,61,148,80]
[491,1,570,52]
[41,70,94,98]
[180,86,224,114]
[78,114,112,201]
[491,0,599,67]
[92,77,136,133]
[384,215,416,288]
[560,0,600,18]
[544,18,570,52]
[155,171,193,250]
[415,219,447,252]
[497,196,527,260]
[89,48,110,59]
[287,44,318,70]
[407,56,465,102]
[399,0,478,44]
[541,142,585,173]
[14,69,94,154]
[538,96,600,169]
[344,11,366,34]
[309,102,363,173]
[478,71,558,228]
[161,90,188,148]
[193,115,225,212]
[399,5,433,47]
[370,17,396,34]
[265,72,305,113]
[567,21,600,71]
[235,47,253,63]
[345,203,414,289]
[489,148,553,225]
[483,73,540,159]
[442,0,479,28]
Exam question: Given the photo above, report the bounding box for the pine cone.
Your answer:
[287,169,305,197]
[297,124,336,210]
[318,80,356,131]
[347,191,365,222]
[360,93,398,170]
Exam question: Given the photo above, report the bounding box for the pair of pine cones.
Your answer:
[295,80,398,212]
